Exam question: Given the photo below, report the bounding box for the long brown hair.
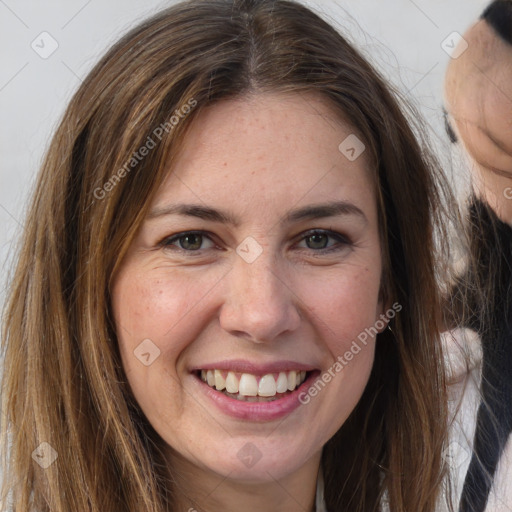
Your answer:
[1,1,455,510]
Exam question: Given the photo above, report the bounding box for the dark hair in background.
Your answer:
[448,3,512,510]
[481,0,512,45]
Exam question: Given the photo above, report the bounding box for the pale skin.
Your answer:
[111,92,387,512]
[444,19,512,224]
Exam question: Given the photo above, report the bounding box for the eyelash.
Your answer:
[158,229,352,256]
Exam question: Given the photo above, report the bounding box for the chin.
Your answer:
[200,437,315,481]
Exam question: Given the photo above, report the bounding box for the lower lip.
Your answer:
[193,371,321,422]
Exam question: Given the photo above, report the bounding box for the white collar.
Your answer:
[315,465,328,512]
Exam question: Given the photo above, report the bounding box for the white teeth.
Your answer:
[258,374,277,397]
[287,370,297,391]
[276,372,288,393]
[225,371,239,393]
[239,374,258,396]
[214,369,225,391]
[200,369,309,398]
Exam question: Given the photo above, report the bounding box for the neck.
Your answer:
[168,449,322,512]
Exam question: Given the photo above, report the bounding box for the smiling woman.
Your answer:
[112,92,385,497]
[0,1,456,511]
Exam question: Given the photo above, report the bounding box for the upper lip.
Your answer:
[190,359,319,375]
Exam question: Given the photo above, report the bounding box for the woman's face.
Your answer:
[112,92,385,485]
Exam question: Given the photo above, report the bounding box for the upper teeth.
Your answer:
[200,369,307,397]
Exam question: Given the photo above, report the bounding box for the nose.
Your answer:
[219,250,301,343]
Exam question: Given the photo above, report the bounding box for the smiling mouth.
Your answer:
[195,369,311,402]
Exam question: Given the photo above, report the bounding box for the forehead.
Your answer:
[177,92,360,157]
[154,92,375,211]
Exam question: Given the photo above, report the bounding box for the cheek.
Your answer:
[297,264,381,417]
[111,267,222,422]
[111,267,217,367]
[303,263,382,345]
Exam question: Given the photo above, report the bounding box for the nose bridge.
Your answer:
[237,249,281,304]
[219,245,300,342]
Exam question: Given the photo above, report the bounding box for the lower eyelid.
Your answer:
[299,231,353,253]
[159,232,216,251]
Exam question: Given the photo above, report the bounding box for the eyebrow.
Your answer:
[147,200,368,226]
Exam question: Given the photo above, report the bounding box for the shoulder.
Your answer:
[441,327,482,386]
[439,328,481,507]
[441,327,483,422]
